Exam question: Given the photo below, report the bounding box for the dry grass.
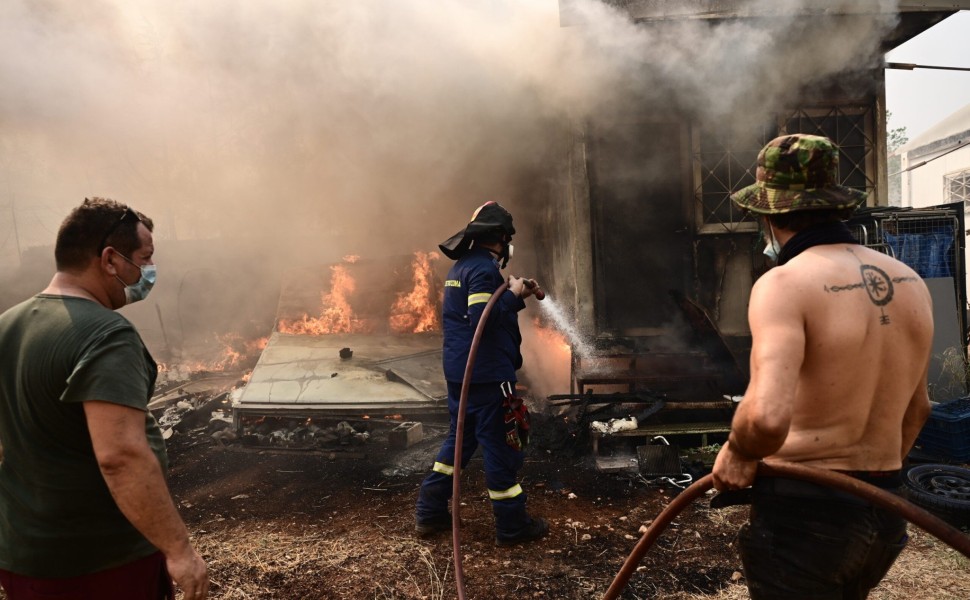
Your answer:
[181,515,968,600]
[869,528,970,600]
[190,522,452,599]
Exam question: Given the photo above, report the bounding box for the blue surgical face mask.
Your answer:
[763,225,782,262]
[115,253,157,305]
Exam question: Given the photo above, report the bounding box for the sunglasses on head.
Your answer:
[97,207,142,254]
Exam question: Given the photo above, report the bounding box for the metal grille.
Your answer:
[851,204,969,401]
[945,169,970,202]
[693,105,875,234]
[781,106,876,198]
[849,208,962,280]
[692,122,776,233]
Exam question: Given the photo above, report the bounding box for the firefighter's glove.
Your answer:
[501,382,530,451]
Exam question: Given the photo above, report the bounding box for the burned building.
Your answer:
[226,2,970,458]
[534,2,970,442]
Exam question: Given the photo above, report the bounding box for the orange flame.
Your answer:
[158,334,269,378]
[278,263,371,335]
[531,318,571,355]
[389,251,441,334]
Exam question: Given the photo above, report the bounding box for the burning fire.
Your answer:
[278,259,373,335]
[278,252,441,336]
[521,318,573,400]
[389,251,441,334]
[531,318,571,355]
[157,334,269,378]
[201,333,268,371]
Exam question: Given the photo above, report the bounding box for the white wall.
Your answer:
[900,143,970,208]
[900,133,970,297]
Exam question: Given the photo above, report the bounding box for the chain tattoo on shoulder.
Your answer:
[823,248,919,325]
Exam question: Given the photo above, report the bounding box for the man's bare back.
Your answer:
[711,133,930,599]
[751,242,933,471]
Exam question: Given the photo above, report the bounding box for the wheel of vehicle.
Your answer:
[903,464,970,528]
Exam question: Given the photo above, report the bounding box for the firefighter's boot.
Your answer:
[495,517,550,547]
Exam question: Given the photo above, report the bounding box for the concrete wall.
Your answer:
[536,125,596,339]
[900,134,970,208]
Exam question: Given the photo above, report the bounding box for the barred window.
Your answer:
[692,122,776,233]
[945,168,970,202]
[693,106,875,234]
[783,106,876,195]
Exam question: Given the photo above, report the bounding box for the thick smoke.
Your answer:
[0,0,900,375]
[1,0,899,249]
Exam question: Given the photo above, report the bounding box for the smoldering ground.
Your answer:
[0,0,899,368]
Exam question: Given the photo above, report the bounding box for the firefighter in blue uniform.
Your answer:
[415,201,549,546]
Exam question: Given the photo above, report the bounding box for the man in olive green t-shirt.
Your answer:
[0,198,208,599]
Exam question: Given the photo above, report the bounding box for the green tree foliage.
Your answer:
[887,111,909,152]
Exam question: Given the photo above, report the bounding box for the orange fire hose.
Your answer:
[450,279,543,599]
[601,462,970,600]
[450,281,511,600]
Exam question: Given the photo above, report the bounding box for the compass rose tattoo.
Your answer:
[823,249,919,325]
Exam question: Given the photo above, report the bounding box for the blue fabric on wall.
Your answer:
[884,231,954,278]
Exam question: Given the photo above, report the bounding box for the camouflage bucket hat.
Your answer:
[730,134,868,215]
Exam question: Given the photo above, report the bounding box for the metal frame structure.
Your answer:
[850,202,969,341]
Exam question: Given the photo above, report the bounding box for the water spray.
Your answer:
[537,298,594,358]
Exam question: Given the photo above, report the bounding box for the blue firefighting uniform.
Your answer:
[416,247,535,537]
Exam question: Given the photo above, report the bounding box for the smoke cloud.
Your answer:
[0,0,900,382]
[1,0,899,247]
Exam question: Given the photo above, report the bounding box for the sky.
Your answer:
[886,10,970,141]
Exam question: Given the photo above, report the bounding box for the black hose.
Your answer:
[450,282,510,600]
[602,462,970,600]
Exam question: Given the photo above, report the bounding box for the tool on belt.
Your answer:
[500,381,530,451]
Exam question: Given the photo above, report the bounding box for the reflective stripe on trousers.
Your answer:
[432,461,454,476]
[415,381,529,534]
[488,483,523,500]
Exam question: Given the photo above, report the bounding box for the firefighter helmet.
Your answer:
[438,201,515,260]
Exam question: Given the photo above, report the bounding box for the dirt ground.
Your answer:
[157,404,970,600]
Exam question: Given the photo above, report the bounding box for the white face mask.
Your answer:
[763,224,782,262]
[115,254,157,305]
[492,240,513,269]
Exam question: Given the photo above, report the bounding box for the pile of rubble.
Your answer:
[236,417,371,449]
[150,371,435,453]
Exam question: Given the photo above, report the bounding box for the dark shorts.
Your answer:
[0,552,173,600]
[739,475,908,600]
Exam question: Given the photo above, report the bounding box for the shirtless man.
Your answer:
[712,134,933,600]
